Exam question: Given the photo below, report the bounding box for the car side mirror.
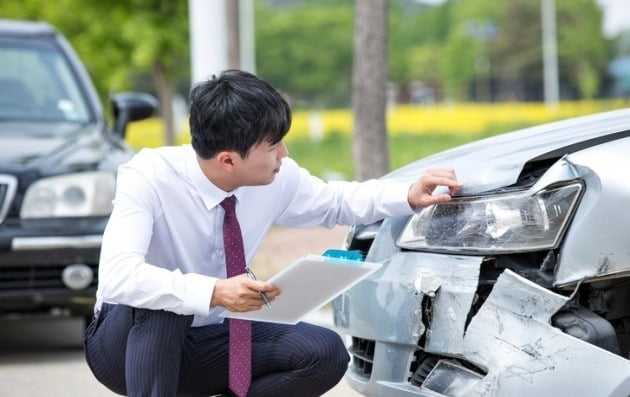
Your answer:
[111,92,159,138]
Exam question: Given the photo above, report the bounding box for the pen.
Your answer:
[245,267,272,308]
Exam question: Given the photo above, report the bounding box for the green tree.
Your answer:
[389,0,452,102]
[255,2,354,108]
[438,0,607,101]
[556,0,606,99]
[490,1,544,100]
[115,0,189,145]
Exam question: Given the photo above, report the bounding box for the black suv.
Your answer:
[0,19,156,321]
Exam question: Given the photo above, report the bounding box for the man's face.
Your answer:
[234,140,288,186]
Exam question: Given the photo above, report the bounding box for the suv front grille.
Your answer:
[0,175,18,224]
[349,336,375,378]
[0,264,98,291]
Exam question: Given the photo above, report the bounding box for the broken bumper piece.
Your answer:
[334,254,630,396]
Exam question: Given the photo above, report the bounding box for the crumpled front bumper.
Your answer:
[333,251,630,396]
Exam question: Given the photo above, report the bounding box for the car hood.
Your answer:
[385,108,630,194]
[0,121,124,174]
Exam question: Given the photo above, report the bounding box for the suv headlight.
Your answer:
[21,172,115,218]
[397,182,583,254]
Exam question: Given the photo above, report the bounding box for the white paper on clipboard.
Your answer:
[221,254,381,324]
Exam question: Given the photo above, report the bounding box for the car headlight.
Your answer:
[21,172,115,218]
[397,182,583,254]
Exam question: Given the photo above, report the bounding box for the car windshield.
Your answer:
[0,39,91,122]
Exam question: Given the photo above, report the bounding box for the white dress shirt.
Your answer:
[96,144,414,326]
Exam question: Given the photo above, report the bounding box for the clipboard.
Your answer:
[221,254,381,324]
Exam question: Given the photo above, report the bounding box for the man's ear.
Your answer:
[216,150,239,171]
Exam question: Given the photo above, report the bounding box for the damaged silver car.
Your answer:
[333,108,630,396]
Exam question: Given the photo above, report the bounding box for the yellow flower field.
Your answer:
[126,100,629,149]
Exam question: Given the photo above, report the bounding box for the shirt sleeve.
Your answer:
[275,158,415,228]
[97,160,215,316]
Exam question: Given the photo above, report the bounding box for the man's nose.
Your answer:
[278,142,288,158]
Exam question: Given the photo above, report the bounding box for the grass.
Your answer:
[286,131,495,180]
[286,120,539,180]
[125,100,630,179]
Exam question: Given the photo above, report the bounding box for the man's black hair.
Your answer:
[189,69,292,159]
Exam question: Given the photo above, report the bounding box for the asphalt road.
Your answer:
[0,312,360,397]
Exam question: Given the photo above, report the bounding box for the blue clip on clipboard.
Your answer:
[321,249,364,262]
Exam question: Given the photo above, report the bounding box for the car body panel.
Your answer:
[554,137,630,285]
[335,108,630,395]
[334,251,481,346]
[462,270,630,396]
[338,270,630,396]
[385,109,630,193]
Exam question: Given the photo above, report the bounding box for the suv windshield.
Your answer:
[0,39,91,123]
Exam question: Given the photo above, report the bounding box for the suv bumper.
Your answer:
[0,217,106,316]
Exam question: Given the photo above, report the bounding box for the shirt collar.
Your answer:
[183,145,243,210]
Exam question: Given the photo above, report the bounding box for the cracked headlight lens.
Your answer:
[21,171,115,218]
[397,182,583,254]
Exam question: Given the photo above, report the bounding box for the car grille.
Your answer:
[349,336,375,378]
[0,264,98,291]
[0,175,17,224]
[409,350,486,387]
[409,352,439,386]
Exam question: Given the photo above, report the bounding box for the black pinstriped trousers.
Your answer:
[83,304,349,397]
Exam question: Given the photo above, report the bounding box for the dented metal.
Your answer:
[555,138,630,285]
[461,270,630,396]
[334,110,630,396]
[420,257,479,356]
[333,251,480,346]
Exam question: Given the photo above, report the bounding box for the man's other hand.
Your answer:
[211,275,281,312]
[408,168,462,209]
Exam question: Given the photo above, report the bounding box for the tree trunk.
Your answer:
[152,62,176,146]
[226,0,241,69]
[352,0,389,181]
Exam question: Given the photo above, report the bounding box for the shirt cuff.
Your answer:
[384,181,416,215]
[182,273,217,316]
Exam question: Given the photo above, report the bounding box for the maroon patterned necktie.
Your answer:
[220,196,251,397]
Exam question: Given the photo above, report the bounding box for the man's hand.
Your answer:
[211,274,281,312]
[407,168,462,209]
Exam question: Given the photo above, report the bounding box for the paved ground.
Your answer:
[0,311,360,396]
[0,225,362,396]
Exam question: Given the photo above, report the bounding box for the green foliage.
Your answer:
[287,132,353,178]
[557,0,606,98]
[491,1,542,82]
[119,0,189,77]
[389,1,451,84]
[286,130,495,180]
[255,2,354,108]
[1,0,617,110]
[388,1,457,103]
[439,0,608,100]
[442,33,477,100]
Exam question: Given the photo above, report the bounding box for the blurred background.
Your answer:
[1,1,629,395]
[2,0,630,181]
